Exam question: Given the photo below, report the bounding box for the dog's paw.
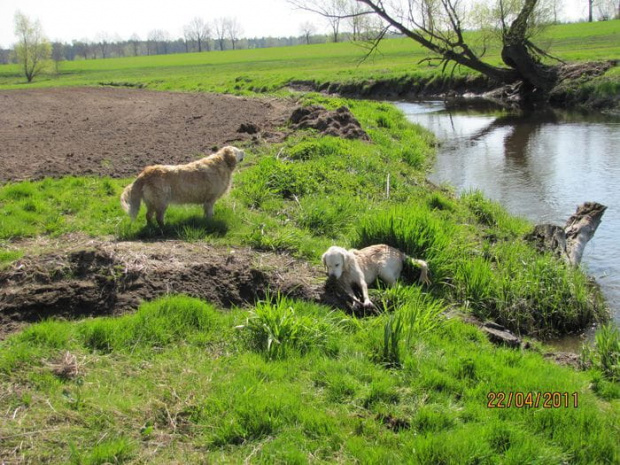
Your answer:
[362,299,376,310]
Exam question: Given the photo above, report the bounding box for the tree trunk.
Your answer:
[500,0,558,101]
[525,202,607,267]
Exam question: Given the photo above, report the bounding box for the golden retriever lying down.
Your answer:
[120,146,244,228]
[322,244,430,309]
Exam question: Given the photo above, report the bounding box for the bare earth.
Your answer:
[0,87,355,339]
[0,87,294,183]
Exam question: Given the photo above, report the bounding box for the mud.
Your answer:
[0,236,335,340]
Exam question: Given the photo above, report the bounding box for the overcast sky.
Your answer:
[0,0,593,49]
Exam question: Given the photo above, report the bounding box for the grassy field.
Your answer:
[0,20,618,94]
[1,19,619,465]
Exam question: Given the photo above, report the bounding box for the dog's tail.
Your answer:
[405,256,431,285]
[120,177,144,221]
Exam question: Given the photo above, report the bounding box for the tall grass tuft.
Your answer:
[355,204,454,273]
[78,295,218,352]
[379,286,446,367]
[582,324,620,382]
[238,294,338,359]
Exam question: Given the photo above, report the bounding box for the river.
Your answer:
[397,100,620,327]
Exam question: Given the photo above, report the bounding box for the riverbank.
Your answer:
[291,60,620,112]
[2,20,618,112]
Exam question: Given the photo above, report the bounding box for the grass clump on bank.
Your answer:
[353,195,605,338]
[0,294,617,463]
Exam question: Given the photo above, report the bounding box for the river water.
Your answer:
[397,101,620,326]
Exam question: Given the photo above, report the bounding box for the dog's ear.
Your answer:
[221,147,238,169]
[343,250,354,272]
[321,252,327,269]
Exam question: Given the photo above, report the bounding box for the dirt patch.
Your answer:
[0,87,295,183]
[0,235,342,340]
[289,105,370,140]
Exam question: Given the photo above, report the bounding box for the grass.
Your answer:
[0,19,618,463]
[0,295,617,463]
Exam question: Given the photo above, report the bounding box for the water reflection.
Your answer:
[398,101,620,324]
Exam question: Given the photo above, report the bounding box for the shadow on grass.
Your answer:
[118,215,229,241]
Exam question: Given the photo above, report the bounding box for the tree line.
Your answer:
[1,12,386,67]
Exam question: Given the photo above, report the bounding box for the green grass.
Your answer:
[0,295,617,463]
[0,20,618,462]
[1,21,618,93]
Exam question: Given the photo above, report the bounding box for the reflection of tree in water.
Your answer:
[463,110,560,166]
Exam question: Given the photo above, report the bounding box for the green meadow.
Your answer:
[1,20,619,94]
[1,20,619,464]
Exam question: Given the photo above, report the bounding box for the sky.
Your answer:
[0,0,595,49]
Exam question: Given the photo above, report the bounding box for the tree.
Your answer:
[128,34,142,56]
[226,18,244,50]
[213,17,229,51]
[51,42,64,73]
[184,17,212,52]
[95,32,111,58]
[147,29,169,55]
[13,11,51,83]
[290,0,568,105]
[293,0,348,42]
[299,21,317,44]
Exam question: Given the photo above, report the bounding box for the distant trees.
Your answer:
[51,42,64,73]
[147,29,170,55]
[2,11,387,65]
[14,11,51,83]
[590,0,620,20]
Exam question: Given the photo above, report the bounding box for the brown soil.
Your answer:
[0,87,369,339]
[0,87,295,183]
[0,235,343,340]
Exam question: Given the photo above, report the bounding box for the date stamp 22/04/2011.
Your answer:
[487,392,578,409]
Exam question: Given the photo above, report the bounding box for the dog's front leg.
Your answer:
[349,267,374,309]
[203,201,215,219]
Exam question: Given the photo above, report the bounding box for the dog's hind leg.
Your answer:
[155,208,166,229]
[145,205,155,225]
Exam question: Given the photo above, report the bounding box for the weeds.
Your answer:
[582,324,620,382]
[238,294,338,359]
[378,286,446,367]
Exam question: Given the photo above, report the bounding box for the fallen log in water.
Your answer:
[525,202,607,266]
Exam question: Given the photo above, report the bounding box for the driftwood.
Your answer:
[525,202,607,266]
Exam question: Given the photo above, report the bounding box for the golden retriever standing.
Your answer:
[322,244,430,309]
[120,146,245,228]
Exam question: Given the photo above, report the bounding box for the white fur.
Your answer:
[322,244,429,308]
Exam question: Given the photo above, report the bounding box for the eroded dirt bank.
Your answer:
[0,236,332,340]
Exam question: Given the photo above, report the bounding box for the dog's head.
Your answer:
[220,146,246,169]
[321,246,351,279]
